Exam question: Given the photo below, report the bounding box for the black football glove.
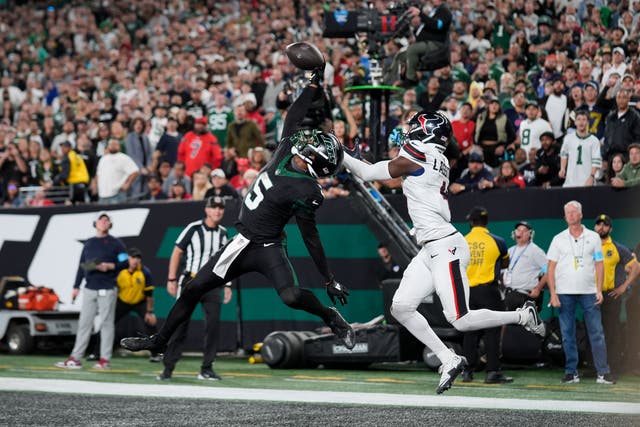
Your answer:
[326,279,349,306]
[309,64,325,87]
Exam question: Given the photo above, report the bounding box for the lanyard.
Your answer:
[508,243,530,272]
[569,233,585,270]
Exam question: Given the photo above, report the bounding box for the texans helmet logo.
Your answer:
[417,113,446,142]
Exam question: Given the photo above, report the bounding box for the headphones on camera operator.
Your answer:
[511,221,535,241]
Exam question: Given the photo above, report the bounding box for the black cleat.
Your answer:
[198,367,221,381]
[327,307,356,350]
[485,371,514,384]
[120,334,165,352]
[156,368,172,381]
[437,354,467,394]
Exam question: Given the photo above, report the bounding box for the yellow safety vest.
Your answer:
[67,150,89,184]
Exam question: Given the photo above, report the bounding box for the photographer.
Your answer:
[385,0,452,87]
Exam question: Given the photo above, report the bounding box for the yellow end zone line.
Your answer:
[224,372,271,378]
[292,375,345,381]
[292,375,416,384]
[365,378,416,384]
[458,382,501,388]
[526,384,582,391]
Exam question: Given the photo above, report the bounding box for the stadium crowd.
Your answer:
[1,0,640,207]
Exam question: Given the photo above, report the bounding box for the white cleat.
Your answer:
[519,301,546,337]
[436,354,467,394]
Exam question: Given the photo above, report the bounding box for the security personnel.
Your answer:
[595,214,640,375]
[115,247,159,361]
[159,196,232,381]
[53,140,89,203]
[462,206,512,384]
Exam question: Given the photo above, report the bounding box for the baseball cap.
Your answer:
[210,168,226,179]
[194,116,208,125]
[613,46,626,56]
[466,206,489,222]
[584,80,599,92]
[514,221,533,230]
[595,214,612,226]
[540,131,555,140]
[469,152,484,163]
[205,196,225,208]
[95,210,111,222]
[525,100,539,108]
[128,247,142,258]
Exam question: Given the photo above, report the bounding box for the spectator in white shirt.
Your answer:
[93,139,140,204]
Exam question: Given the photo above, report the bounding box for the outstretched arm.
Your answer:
[296,214,331,282]
[342,153,421,180]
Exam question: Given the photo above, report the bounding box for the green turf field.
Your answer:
[1,353,638,403]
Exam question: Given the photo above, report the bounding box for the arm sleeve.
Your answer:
[177,139,186,162]
[280,85,323,140]
[114,238,129,271]
[175,224,195,250]
[505,119,517,144]
[296,213,332,282]
[53,157,70,185]
[74,245,87,289]
[421,7,451,33]
[342,155,392,181]
[143,266,154,296]
[591,139,602,168]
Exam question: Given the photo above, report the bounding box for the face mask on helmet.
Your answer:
[404,110,452,151]
[290,129,344,178]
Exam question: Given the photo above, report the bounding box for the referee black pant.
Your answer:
[162,287,223,372]
[462,283,504,373]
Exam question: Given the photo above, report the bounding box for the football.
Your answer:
[285,42,325,70]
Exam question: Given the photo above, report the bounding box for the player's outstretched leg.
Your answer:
[517,301,546,336]
[437,351,468,394]
[326,307,356,350]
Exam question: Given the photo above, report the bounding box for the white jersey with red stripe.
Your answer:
[399,141,458,244]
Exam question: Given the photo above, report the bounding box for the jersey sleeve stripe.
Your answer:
[401,143,427,161]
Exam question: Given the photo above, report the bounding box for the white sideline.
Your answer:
[1,377,639,414]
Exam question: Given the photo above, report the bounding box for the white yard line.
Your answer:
[1,377,638,414]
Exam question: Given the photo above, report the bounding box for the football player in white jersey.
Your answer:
[559,109,602,187]
[341,111,546,394]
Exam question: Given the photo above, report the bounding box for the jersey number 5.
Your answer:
[244,172,274,210]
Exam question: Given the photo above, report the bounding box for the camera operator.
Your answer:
[385,0,452,88]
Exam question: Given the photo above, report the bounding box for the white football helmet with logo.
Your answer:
[404,110,452,154]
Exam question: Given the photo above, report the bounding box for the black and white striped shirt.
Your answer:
[175,219,228,274]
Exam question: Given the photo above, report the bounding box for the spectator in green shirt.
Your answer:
[611,144,640,188]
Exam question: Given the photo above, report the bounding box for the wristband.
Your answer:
[167,278,177,282]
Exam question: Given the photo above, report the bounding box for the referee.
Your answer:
[159,196,232,381]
